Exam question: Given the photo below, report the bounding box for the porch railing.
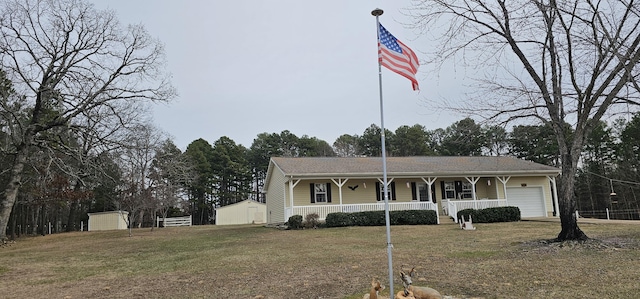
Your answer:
[446,199,508,223]
[286,201,439,224]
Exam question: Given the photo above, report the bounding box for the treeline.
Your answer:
[3,114,640,237]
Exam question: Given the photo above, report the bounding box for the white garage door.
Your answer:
[506,187,546,217]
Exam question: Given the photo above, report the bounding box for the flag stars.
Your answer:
[379,25,403,54]
[377,23,420,90]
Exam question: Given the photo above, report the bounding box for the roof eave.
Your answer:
[284,170,561,178]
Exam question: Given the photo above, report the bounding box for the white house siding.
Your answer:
[337,179,381,204]
[216,200,266,225]
[87,211,128,231]
[266,167,287,224]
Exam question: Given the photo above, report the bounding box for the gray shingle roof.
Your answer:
[270,156,560,177]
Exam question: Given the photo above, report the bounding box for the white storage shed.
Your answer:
[87,211,129,231]
[215,200,266,225]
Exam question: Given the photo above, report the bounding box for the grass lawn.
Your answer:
[1,220,639,298]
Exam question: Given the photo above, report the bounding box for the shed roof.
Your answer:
[215,199,266,210]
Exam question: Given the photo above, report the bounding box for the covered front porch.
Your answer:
[282,174,559,224]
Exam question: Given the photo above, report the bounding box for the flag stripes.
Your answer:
[378,23,420,90]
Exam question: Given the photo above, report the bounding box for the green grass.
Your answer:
[447,250,499,259]
[1,222,639,298]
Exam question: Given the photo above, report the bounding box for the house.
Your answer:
[87,211,129,231]
[215,199,267,225]
[264,156,561,224]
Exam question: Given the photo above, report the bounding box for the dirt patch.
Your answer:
[520,236,640,253]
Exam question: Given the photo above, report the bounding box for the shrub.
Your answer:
[303,213,320,229]
[358,211,386,226]
[325,212,352,227]
[325,209,438,227]
[390,209,438,225]
[457,206,521,223]
[287,215,303,230]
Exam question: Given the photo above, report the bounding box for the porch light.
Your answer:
[487,179,491,186]
[406,182,411,188]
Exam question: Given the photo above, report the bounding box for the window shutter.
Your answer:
[431,184,437,203]
[375,182,381,201]
[455,181,463,197]
[411,182,417,201]
[326,183,332,203]
[309,183,315,203]
[440,181,445,199]
[391,182,396,201]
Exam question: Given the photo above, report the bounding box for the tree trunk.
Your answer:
[39,205,46,236]
[556,156,588,241]
[0,147,28,241]
[66,200,78,232]
[10,207,17,240]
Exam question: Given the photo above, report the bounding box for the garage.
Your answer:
[506,186,546,217]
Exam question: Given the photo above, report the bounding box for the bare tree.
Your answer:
[411,1,640,240]
[0,0,175,240]
[149,139,195,226]
[116,123,165,235]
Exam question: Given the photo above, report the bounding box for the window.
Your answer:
[444,181,456,199]
[418,183,430,201]
[314,183,327,203]
[461,181,473,199]
[309,183,332,203]
[376,181,396,201]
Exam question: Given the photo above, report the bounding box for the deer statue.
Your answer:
[395,289,416,299]
[399,266,442,299]
[363,278,387,299]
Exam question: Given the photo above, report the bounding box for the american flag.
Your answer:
[378,23,419,90]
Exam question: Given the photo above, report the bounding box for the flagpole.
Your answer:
[371,7,394,296]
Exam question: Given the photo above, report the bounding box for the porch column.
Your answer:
[289,178,301,213]
[421,177,438,203]
[465,176,480,201]
[377,177,394,203]
[547,175,559,218]
[331,178,348,207]
[496,176,511,203]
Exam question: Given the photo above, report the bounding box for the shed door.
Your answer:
[506,187,545,217]
[247,207,257,224]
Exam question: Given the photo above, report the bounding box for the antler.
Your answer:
[399,266,413,290]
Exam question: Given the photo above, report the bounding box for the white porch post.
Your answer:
[421,176,438,203]
[497,176,511,204]
[289,178,301,216]
[377,177,395,202]
[547,175,559,218]
[465,176,480,209]
[377,177,395,186]
[331,178,348,208]
[465,176,480,200]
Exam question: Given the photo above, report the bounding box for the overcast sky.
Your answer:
[89,0,466,150]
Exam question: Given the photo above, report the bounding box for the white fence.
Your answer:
[286,201,439,224]
[156,215,192,227]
